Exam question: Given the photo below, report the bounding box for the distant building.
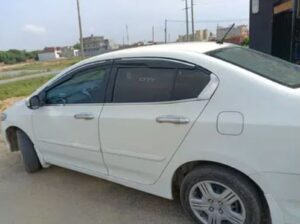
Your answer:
[61,47,79,58]
[216,25,249,44]
[208,32,217,41]
[194,29,209,41]
[176,29,214,42]
[38,47,61,61]
[83,35,111,57]
[119,41,162,50]
[108,40,120,50]
[176,35,187,42]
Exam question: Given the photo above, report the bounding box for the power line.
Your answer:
[152,26,155,42]
[193,0,243,6]
[76,0,85,58]
[184,0,190,41]
[191,0,195,41]
[166,18,248,23]
[163,18,248,43]
[164,19,168,43]
[126,25,130,45]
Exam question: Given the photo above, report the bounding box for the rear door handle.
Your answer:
[156,115,190,124]
[74,113,95,120]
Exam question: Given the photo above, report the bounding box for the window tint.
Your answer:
[173,69,210,100]
[113,67,175,103]
[207,46,300,88]
[113,65,211,103]
[252,0,259,14]
[46,66,108,104]
[298,0,300,18]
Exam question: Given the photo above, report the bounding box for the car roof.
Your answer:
[79,42,233,65]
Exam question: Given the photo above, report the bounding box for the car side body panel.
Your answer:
[150,55,300,224]
[1,101,49,167]
[100,100,209,185]
[2,43,300,224]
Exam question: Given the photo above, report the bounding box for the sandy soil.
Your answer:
[0,136,192,224]
[0,97,25,112]
[0,62,30,72]
[0,94,193,224]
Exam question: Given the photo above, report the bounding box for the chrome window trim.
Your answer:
[103,73,219,106]
[198,73,219,100]
[43,103,105,107]
[38,59,219,107]
[41,73,219,107]
[119,57,196,68]
[103,98,200,106]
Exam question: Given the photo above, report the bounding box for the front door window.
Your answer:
[46,66,108,105]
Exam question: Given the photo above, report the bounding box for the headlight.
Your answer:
[1,113,7,121]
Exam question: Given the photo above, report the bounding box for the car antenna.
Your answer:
[217,23,235,44]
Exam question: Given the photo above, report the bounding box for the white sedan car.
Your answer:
[1,42,300,224]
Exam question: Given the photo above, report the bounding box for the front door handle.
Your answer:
[74,113,95,120]
[156,115,190,124]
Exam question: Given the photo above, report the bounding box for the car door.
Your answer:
[100,58,217,184]
[32,62,111,175]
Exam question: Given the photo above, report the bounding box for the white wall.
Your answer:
[38,52,59,61]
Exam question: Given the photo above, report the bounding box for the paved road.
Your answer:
[0,136,193,224]
[0,70,60,85]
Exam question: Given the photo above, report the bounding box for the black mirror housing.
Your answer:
[28,95,41,110]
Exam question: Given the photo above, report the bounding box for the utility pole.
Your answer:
[191,0,195,41]
[76,0,85,58]
[184,0,189,41]
[126,25,130,45]
[164,19,168,44]
[152,26,155,43]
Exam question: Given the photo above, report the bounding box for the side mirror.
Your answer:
[27,95,41,110]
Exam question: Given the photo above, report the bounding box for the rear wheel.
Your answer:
[16,130,42,173]
[180,165,263,224]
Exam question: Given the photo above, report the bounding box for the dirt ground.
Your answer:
[0,62,30,72]
[0,136,193,224]
[0,97,25,112]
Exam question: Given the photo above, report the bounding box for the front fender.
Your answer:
[1,100,48,167]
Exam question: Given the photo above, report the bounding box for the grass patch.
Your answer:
[1,57,82,72]
[0,70,44,80]
[0,75,54,101]
[15,58,81,71]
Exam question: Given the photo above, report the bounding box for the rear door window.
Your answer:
[112,60,211,103]
[113,67,175,103]
[173,69,211,100]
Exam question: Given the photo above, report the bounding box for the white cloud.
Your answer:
[23,24,46,35]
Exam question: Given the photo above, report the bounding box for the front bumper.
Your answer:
[251,172,300,224]
[0,120,10,150]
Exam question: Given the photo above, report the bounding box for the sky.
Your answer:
[0,0,250,51]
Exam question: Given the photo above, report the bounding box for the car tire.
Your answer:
[180,165,263,224]
[16,130,42,173]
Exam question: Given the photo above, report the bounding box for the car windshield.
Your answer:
[207,46,300,88]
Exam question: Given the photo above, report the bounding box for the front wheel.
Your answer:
[180,165,263,224]
[16,130,42,173]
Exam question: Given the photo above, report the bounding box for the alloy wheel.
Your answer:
[189,181,246,224]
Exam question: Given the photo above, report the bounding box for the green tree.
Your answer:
[73,43,81,50]
[0,49,39,64]
[242,37,250,46]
